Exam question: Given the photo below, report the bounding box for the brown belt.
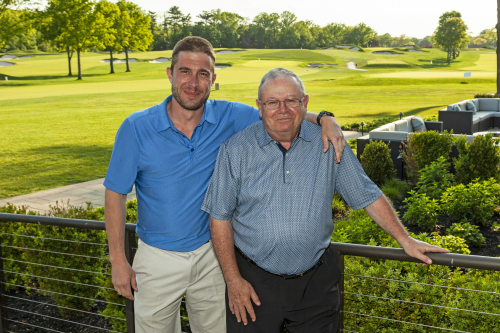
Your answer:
[235,246,324,280]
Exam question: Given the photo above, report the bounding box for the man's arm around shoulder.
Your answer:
[209,216,260,325]
[105,188,137,300]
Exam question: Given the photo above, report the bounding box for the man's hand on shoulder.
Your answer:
[111,258,138,300]
[399,235,450,265]
[226,276,261,325]
[320,115,345,163]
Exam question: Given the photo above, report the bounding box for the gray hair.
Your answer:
[258,67,306,101]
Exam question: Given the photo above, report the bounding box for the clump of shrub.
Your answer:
[381,178,409,202]
[403,191,440,229]
[360,140,396,186]
[332,209,390,246]
[332,193,346,218]
[453,133,500,184]
[446,222,486,247]
[400,130,453,182]
[441,178,500,226]
[474,93,500,98]
[414,156,454,200]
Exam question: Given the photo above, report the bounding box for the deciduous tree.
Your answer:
[431,11,469,64]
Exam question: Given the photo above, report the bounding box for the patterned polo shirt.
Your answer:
[201,121,382,275]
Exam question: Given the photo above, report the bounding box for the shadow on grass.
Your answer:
[341,105,445,120]
[0,73,109,81]
[0,144,113,199]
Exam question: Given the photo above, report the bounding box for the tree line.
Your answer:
[1,1,497,77]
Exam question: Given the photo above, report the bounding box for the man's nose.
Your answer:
[188,74,198,87]
[277,101,287,113]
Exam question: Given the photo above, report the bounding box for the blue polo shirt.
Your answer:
[104,95,260,252]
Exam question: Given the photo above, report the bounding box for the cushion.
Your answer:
[477,98,500,111]
[394,119,412,132]
[466,101,477,114]
[447,104,461,111]
[411,116,427,133]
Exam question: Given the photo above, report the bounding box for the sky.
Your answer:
[125,0,497,39]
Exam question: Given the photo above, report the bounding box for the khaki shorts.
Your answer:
[133,240,226,333]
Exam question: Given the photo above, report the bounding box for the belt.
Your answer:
[235,246,324,280]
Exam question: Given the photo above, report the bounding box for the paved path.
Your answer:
[347,61,368,71]
[0,131,362,213]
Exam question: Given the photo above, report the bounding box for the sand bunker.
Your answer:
[18,55,31,59]
[327,64,338,66]
[350,47,360,51]
[0,61,15,67]
[100,59,137,63]
[1,54,16,59]
[373,51,401,55]
[149,57,170,63]
[347,61,367,71]
[337,45,351,48]
[401,45,414,49]
[214,65,231,70]
[217,50,244,54]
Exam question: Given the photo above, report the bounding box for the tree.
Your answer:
[322,23,347,46]
[473,37,487,46]
[431,11,469,64]
[43,0,112,80]
[0,0,36,51]
[278,11,298,48]
[344,22,376,47]
[96,0,120,74]
[115,0,153,72]
[378,33,393,47]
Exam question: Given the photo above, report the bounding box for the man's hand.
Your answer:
[399,235,450,265]
[320,115,345,163]
[226,276,261,325]
[111,258,138,300]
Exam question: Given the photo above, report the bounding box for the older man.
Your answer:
[202,67,450,332]
[105,37,346,333]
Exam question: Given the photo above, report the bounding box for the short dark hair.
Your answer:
[171,36,216,71]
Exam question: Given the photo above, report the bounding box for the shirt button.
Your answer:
[286,171,290,174]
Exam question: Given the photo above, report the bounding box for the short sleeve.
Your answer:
[334,145,382,210]
[103,119,140,194]
[232,104,261,134]
[201,141,240,220]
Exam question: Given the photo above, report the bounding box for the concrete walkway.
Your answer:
[0,131,362,213]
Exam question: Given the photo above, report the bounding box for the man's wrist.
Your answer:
[317,111,335,126]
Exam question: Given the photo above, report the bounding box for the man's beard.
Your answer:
[172,84,211,111]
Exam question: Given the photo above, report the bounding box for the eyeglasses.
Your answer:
[259,97,304,111]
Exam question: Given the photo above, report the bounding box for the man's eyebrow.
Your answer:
[177,66,211,73]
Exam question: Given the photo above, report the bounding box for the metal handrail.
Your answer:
[0,213,136,232]
[331,242,500,271]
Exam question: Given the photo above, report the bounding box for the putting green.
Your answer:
[460,53,496,72]
[371,71,495,79]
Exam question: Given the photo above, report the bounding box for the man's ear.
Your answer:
[256,99,263,118]
[302,95,310,111]
[211,72,217,86]
[167,67,173,83]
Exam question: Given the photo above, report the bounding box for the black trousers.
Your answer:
[227,247,341,333]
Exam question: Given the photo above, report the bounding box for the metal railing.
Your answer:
[0,213,499,333]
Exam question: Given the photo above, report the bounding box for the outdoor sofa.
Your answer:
[356,116,444,178]
[439,98,500,135]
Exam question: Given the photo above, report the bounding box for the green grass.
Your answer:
[0,48,496,199]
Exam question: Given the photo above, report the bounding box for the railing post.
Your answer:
[124,230,137,333]
[331,248,344,333]
[0,236,9,332]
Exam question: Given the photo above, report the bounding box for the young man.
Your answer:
[104,37,346,333]
[202,67,450,332]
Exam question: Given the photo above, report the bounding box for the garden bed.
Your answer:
[394,193,500,258]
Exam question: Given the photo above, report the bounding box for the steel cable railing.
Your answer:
[1,213,500,333]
